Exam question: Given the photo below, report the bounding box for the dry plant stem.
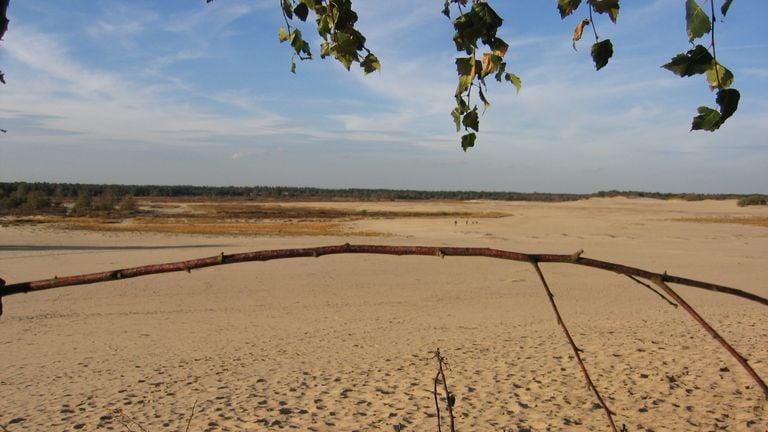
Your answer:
[652,278,768,397]
[185,399,197,432]
[115,408,148,432]
[530,261,619,432]
[436,350,456,432]
[433,368,443,432]
[625,274,678,308]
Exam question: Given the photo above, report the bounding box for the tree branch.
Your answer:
[3,245,765,306]
[651,276,768,397]
[531,260,619,431]
[625,274,678,308]
[2,244,766,399]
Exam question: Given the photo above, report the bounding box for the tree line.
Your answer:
[0,182,765,216]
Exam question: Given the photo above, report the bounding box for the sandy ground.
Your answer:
[0,197,766,431]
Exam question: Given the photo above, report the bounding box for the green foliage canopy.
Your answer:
[2,1,742,149]
[252,0,739,148]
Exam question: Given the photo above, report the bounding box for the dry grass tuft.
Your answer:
[2,200,504,236]
[675,216,768,228]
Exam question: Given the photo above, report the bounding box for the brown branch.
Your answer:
[114,408,148,432]
[431,349,456,432]
[185,399,197,432]
[3,245,765,306]
[530,261,619,432]
[625,274,678,308]
[433,366,443,432]
[651,277,768,397]
[1,244,766,398]
[437,350,456,432]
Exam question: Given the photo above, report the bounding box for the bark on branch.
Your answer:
[2,244,765,304]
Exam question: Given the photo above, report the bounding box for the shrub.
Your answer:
[737,195,767,207]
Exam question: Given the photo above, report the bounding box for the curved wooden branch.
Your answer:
[1,244,766,399]
[2,244,766,305]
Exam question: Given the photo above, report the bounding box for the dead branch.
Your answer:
[651,277,768,397]
[2,245,765,306]
[433,366,443,432]
[625,274,678,308]
[185,399,197,432]
[432,349,456,432]
[1,244,766,398]
[531,261,619,432]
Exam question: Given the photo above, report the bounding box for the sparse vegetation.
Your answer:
[737,195,767,207]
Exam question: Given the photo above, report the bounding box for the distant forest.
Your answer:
[0,182,766,215]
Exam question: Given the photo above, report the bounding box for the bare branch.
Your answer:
[651,277,768,397]
[625,274,678,307]
[530,261,619,432]
[185,399,197,432]
[1,244,765,398]
[2,245,765,306]
[433,366,442,432]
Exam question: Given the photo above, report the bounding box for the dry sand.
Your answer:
[0,197,766,431]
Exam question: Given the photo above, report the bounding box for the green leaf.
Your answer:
[317,15,331,38]
[493,61,507,82]
[451,107,463,132]
[505,72,522,94]
[591,39,613,70]
[478,87,490,110]
[282,0,293,19]
[715,88,740,124]
[686,0,711,42]
[706,61,734,89]
[290,60,297,74]
[474,2,503,30]
[691,89,740,131]
[278,27,289,42]
[461,132,477,151]
[293,2,309,21]
[721,0,733,16]
[558,0,582,19]
[455,94,469,113]
[490,38,509,57]
[290,28,302,48]
[462,107,479,132]
[455,57,475,95]
[662,45,714,77]
[691,106,721,131]
[590,0,620,23]
[452,3,504,54]
[360,52,381,74]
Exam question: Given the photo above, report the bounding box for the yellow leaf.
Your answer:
[572,18,590,50]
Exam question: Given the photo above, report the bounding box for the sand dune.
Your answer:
[1,198,766,431]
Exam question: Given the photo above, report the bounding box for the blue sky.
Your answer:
[0,0,766,193]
